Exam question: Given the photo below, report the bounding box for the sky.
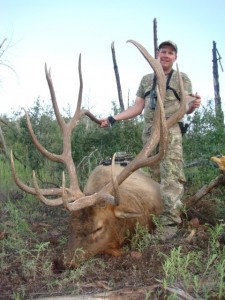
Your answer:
[1,0,225,118]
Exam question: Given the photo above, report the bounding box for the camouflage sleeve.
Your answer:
[136,74,153,99]
[136,76,146,98]
[181,72,193,94]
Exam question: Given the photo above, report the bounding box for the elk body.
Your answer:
[11,40,186,267]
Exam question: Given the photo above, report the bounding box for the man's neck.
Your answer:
[163,67,173,75]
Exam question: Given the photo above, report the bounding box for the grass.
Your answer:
[127,222,152,252]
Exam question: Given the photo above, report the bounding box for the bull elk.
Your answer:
[10,40,186,267]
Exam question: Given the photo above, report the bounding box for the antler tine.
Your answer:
[126,39,167,160]
[113,88,167,187]
[75,55,102,125]
[68,54,83,129]
[45,63,65,131]
[10,150,62,196]
[82,110,102,125]
[66,55,101,127]
[127,40,166,97]
[146,84,168,160]
[166,63,186,127]
[111,153,120,206]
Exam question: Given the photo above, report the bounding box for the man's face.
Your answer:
[157,45,177,73]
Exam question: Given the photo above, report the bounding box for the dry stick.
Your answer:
[111,41,124,111]
[184,173,225,208]
[0,38,7,50]
[153,18,158,59]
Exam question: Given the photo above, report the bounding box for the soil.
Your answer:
[0,190,224,300]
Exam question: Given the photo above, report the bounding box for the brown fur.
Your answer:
[65,164,163,267]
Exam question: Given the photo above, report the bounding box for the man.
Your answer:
[100,41,201,240]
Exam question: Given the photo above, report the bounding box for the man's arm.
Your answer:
[100,96,145,128]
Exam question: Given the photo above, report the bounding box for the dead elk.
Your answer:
[10,40,187,267]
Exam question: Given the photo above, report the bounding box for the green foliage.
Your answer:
[183,101,225,188]
[127,223,152,252]
[19,98,62,170]
[70,106,143,185]
[71,115,143,163]
[184,101,225,159]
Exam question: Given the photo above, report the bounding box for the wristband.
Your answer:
[108,116,116,126]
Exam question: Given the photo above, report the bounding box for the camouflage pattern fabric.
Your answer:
[136,69,192,225]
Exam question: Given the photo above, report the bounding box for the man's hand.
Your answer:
[99,118,109,128]
[191,93,201,108]
[186,93,201,114]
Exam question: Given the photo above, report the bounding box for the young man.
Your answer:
[100,41,201,239]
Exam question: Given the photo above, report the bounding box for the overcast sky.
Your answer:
[1,0,225,117]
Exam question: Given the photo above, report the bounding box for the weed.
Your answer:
[12,288,26,300]
[19,242,51,281]
[144,288,153,299]
[128,222,152,252]
[208,222,225,253]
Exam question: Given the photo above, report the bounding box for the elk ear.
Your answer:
[113,191,145,219]
[114,207,143,219]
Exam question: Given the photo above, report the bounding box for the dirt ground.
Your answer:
[0,190,224,300]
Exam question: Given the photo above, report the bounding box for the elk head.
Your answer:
[10,40,187,267]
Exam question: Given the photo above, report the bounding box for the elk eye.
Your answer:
[93,227,103,234]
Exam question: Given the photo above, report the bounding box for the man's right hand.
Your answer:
[99,118,109,128]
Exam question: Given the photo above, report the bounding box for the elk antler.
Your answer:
[10,54,112,209]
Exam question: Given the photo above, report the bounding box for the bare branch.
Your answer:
[0,38,7,50]
[111,41,124,111]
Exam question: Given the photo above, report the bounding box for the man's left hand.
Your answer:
[186,93,201,114]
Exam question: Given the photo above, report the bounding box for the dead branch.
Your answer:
[185,159,209,168]
[111,41,124,111]
[184,173,225,208]
[0,38,7,51]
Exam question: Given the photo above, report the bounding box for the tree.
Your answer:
[212,41,224,126]
[0,38,10,159]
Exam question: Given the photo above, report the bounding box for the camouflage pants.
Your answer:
[143,123,186,225]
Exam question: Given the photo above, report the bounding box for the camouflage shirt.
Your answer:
[136,69,193,123]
